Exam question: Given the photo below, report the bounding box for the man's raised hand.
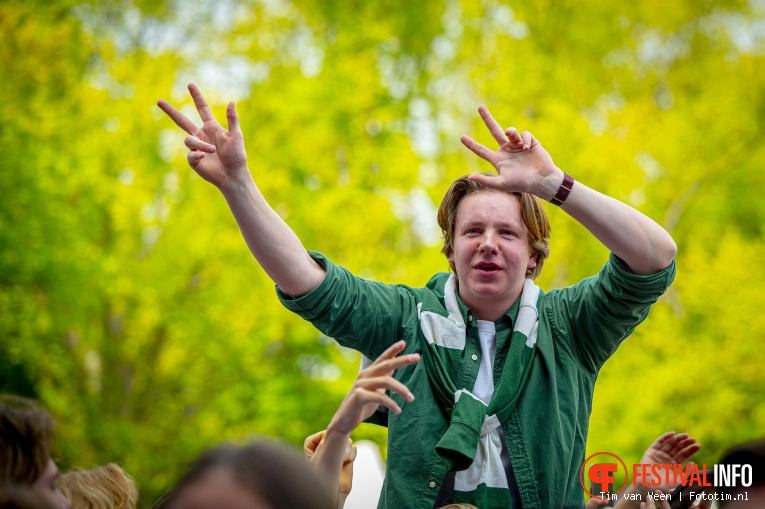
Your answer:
[460,105,562,200]
[157,83,247,190]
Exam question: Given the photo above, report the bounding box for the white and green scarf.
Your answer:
[419,275,540,494]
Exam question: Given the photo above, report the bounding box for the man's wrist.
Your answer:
[218,167,255,195]
[550,172,574,206]
[533,168,566,201]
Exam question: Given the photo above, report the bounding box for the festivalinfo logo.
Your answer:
[580,451,754,502]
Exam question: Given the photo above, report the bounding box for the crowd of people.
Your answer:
[2,368,764,509]
[2,84,762,508]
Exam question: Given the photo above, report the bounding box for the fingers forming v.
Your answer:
[226,101,241,134]
[460,135,495,161]
[188,83,215,123]
[157,99,198,135]
[478,105,508,146]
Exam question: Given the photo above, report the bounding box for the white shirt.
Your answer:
[473,319,497,405]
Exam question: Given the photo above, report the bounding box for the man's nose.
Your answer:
[479,232,498,253]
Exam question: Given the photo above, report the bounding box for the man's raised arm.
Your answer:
[157,84,325,297]
[461,105,677,275]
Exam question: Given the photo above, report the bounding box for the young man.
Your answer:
[0,394,71,509]
[158,85,676,509]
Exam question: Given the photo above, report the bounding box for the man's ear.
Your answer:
[527,251,538,269]
[448,250,455,264]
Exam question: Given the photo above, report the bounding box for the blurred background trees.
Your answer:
[1,0,764,504]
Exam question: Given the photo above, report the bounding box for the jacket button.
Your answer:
[471,354,478,361]
[429,481,436,488]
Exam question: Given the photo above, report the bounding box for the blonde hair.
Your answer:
[437,175,551,279]
[58,464,138,509]
[439,505,480,509]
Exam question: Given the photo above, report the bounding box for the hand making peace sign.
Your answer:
[460,105,564,200]
[157,83,248,190]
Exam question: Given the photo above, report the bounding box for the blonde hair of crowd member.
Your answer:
[58,464,137,509]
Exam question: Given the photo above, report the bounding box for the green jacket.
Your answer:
[278,253,676,509]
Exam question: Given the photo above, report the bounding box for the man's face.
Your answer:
[32,458,71,509]
[449,191,536,318]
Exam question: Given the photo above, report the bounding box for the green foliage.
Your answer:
[1,0,764,504]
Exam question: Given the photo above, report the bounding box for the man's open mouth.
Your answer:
[475,263,501,273]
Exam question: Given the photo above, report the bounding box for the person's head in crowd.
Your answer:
[0,395,70,509]
[438,504,479,509]
[438,174,550,280]
[0,483,56,509]
[437,174,551,318]
[153,441,334,509]
[58,464,137,509]
[717,439,765,508]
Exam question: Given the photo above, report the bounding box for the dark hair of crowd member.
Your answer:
[0,395,56,485]
[716,439,765,508]
[152,440,335,509]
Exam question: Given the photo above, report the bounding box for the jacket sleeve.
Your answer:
[276,251,419,360]
[544,253,676,374]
